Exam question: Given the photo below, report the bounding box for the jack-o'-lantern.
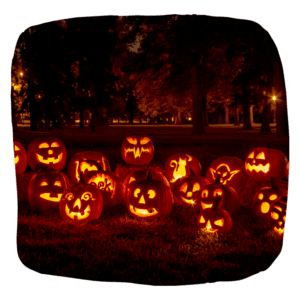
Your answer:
[127,172,173,220]
[67,151,110,184]
[84,168,124,206]
[165,153,201,184]
[245,147,287,181]
[206,156,248,192]
[267,196,287,234]
[172,169,210,206]
[60,176,103,222]
[197,196,232,234]
[28,164,69,211]
[14,141,27,174]
[195,174,239,218]
[252,177,283,224]
[123,167,169,202]
[285,162,289,180]
[121,136,154,165]
[28,137,67,171]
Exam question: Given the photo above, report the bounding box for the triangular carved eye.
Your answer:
[193,182,200,192]
[256,152,265,159]
[214,219,224,226]
[126,137,137,145]
[14,145,20,151]
[128,177,136,184]
[140,137,150,145]
[39,143,49,148]
[180,183,188,193]
[248,151,254,159]
[199,215,205,223]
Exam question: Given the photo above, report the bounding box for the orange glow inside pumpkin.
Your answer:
[210,164,240,185]
[201,189,208,198]
[274,227,284,234]
[269,194,278,201]
[271,212,279,220]
[124,146,151,159]
[129,205,158,217]
[213,189,223,197]
[88,173,116,195]
[201,202,213,210]
[261,202,270,213]
[258,193,264,200]
[205,220,218,233]
[170,155,192,183]
[65,204,91,220]
[36,153,63,164]
[214,219,224,226]
[140,137,151,145]
[40,193,62,202]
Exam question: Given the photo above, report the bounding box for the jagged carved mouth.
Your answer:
[124,147,152,159]
[40,193,62,202]
[129,205,158,217]
[246,163,270,173]
[65,205,91,220]
[36,153,63,164]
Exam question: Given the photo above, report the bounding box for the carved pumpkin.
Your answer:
[172,169,210,206]
[27,137,67,171]
[123,167,169,202]
[67,151,110,184]
[252,177,283,224]
[127,172,173,220]
[267,197,287,234]
[84,165,124,206]
[14,141,27,174]
[195,174,240,218]
[165,153,201,184]
[205,156,248,192]
[285,162,289,180]
[28,164,69,211]
[197,196,232,234]
[245,147,288,181]
[60,175,103,222]
[121,136,154,165]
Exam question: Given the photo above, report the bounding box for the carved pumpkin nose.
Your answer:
[73,198,81,209]
[48,149,54,155]
[253,159,256,163]
[278,221,283,226]
[138,195,146,204]
[206,220,212,229]
[186,191,192,197]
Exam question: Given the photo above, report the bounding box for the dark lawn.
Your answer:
[15,125,288,285]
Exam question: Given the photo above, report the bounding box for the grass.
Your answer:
[15,126,288,285]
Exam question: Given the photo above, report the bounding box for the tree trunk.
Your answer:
[174,108,182,125]
[260,99,271,132]
[273,60,288,137]
[234,105,240,126]
[224,105,229,124]
[204,96,209,127]
[79,108,85,128]
[242,104,253,130]
[191,63,206,134]
[11,86,18,129]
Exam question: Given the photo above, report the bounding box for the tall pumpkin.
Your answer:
[245,147,287,181]
[28,164,69,211]
[67,151,110,184]
[121,136,154,165]
[27,137,67,171]
[14,141,27,174]
[165,153,201,184]
[126,172,173,220]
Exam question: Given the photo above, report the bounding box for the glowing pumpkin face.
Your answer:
[197,196,232,234]
[127,172,173,220]
[67,151,111,184]
[267,197,287,234]
[85,170,124,206]
[195,174,240,218]
[245,147,288,181]
[165,153,201,184]
[60,183,103,222]
[28,166,69,212]
[121,136,154,165]
[206,156,248,192]
[171,170,210,206]
[252,177,283,224]
[28,137,67,171]
[14,141,27,174]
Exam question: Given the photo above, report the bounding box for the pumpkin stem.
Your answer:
[212,196,223,211]
[189,168,196,177]
[79,171,85,184]
[147,171,153,180]
[270,176,278,189]
[35,163,49,173]
[213,173,222,185]
[84,160,102,171]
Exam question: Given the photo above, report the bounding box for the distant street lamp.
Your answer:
[272,95,277,124]
[272,95,277,101]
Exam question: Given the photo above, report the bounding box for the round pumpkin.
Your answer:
[266,197,287,234]
[123,167,169,202]
[197,196,232,234]
[84,169,124,206]
[195,174,240,218]
[165,153,201,184]
[121,136,154,165]
[245,147,288,181]
[172,169,210,206]
[14,141,27,174]
[252,177,283,224]
[28,164,69,211]
[126,172,173,220]
[27,137,67,171]
[67,151,110,184]
[205,156,248,192]
[60,180,103,222]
